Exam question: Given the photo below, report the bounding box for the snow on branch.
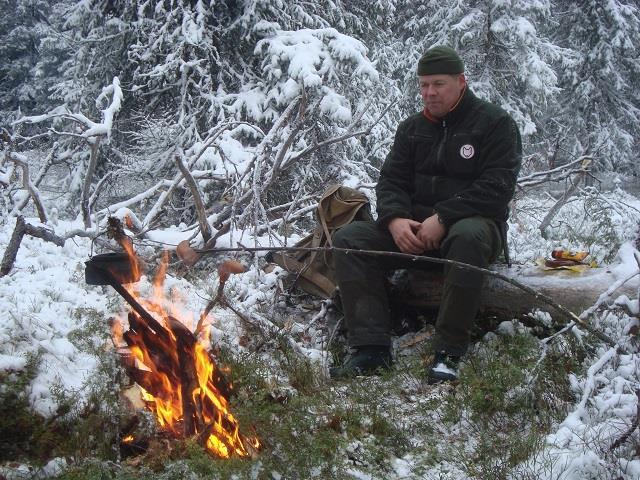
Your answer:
[12,77,124,229]
[16,77,123,143]
[90,77,123,141]
[255,27,377,87]
[517,156,591,190]
[250,27,379,123]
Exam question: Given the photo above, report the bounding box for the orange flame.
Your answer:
[113,249,259,458]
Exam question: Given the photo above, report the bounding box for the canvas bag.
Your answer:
[270,184,372,298]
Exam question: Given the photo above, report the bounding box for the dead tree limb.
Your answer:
[175,149,212,243]
[6,153,48,223]
[539,156,592,238]
[13,145,58,214]
[0,219,114,277]
[0,216,65,277]
[203,101,391,254]
[143,122,252,228]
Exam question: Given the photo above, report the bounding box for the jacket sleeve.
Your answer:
[434,115,521,225]
[375,119,415,228]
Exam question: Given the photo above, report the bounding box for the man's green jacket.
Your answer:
[376,88,522,229]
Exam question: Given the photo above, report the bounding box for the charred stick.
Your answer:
[167,316,200,437]
[107,278,171,342]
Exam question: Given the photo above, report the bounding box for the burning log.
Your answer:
[120,310,257,458]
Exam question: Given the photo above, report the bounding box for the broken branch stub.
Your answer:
[0,216,66,277]
[176,240,200,266]
[218,259,245,283]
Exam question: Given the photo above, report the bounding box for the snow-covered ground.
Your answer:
[1,188,639,479]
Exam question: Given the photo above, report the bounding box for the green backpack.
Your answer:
[270,184,372,298]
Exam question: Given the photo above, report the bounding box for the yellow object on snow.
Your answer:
[535,257,598,273]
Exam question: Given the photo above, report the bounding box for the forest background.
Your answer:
[2,0,640,222]
[1,1,640,479]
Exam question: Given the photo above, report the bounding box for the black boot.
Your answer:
[329,346,392,379]
[426,351,460,384]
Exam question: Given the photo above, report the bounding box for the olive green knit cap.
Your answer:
[417,46,464,75]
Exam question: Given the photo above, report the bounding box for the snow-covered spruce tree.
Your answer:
[47,1,135,110]
[10,0,390,240]
[205,17,383,239]
[391,0,468,114]
[453,0,563,170]
[5,0,135,220]
[0,0,52,124]
[391,0,562,174]
[121,2,396,238]
[552,0,640,174]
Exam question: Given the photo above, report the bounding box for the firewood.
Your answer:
[167,316,199,437]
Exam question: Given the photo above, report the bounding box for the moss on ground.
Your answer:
[3,312,586,479]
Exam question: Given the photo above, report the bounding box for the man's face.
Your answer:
[418,73,466,118]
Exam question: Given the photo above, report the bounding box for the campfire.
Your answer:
[86,244,259,459]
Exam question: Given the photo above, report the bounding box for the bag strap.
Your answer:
[270,251,335,298]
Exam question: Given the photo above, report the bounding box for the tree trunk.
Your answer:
[81,138,101,229]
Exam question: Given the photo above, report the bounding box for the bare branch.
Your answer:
[1,217,65,277]
[282,101,394,169]
[81,138,102,229]
[539,156,592,238]
[99,179,174,217]
[7,153,48,223]
[517,156,591,190]
[175,149,212,243]
[89,171,113,210]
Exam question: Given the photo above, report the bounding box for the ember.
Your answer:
[107,248,259,458]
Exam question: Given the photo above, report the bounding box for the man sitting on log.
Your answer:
[330,46,522,382]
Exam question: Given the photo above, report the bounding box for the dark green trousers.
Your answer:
[332,217,502,356]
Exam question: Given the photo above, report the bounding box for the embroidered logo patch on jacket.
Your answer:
[460,144,475,159]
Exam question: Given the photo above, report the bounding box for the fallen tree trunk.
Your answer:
[192,244,627,347]
[397,264,639,321]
